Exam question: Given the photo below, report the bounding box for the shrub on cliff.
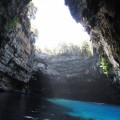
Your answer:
[100,55,112,77]
[7,17,19,33]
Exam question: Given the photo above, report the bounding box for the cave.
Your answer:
[0,0,120,120]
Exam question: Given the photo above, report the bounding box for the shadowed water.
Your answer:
[0,93,82,120]
[0,93,120,120]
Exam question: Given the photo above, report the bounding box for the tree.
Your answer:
[81,41,91,57]
[27,2,37,20]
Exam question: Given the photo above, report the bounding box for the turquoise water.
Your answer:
[0,93,120,120]
[47,98,120,120]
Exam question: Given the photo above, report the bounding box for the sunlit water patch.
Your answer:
[47,98,120,120]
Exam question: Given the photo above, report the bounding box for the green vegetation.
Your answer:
[100,55,111,77]
[43,41,92,57]
[81,41,92,57]
[27,2,37,20]
[7,17,19,33]
[0,0,37,32]
[0,0,38,49]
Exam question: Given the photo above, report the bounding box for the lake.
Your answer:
[0,93,120,120]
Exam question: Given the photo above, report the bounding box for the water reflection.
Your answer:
[0,93,80,120]
[0,92,120,120]
[48,98,120,120]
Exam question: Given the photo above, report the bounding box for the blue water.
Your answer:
[47,98,120,120]
[0,93,120,120]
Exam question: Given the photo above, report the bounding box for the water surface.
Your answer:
[0,93,120,120]
[48,98,120,120]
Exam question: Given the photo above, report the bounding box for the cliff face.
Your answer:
[33,54,120,104]
[1,0,120,92]
[0,0,36,91]
[65,0,120,82]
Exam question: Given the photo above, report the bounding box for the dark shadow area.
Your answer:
[0,92,86,120]
[28,70,54,96]
[34,54,120,105]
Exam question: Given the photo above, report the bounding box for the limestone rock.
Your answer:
[0,0,35,91]
[65,0,120,81]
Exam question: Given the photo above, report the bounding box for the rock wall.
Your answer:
[65,0,120,82]
[33,54,120,104]
[0,0,36,91]
[0,24,34,82]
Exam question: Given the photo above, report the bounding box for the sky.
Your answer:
[31,0,90,51]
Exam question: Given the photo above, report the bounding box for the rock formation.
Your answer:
[0,0,36,91]
[65,0,120,82]
[0,0,120,93]
[34,54,120,104]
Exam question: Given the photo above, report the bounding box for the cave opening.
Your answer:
[28,0,119,105]
[31,0,92,56]
[0,0,120,119]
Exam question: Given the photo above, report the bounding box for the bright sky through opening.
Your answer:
[31,0,90,51]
